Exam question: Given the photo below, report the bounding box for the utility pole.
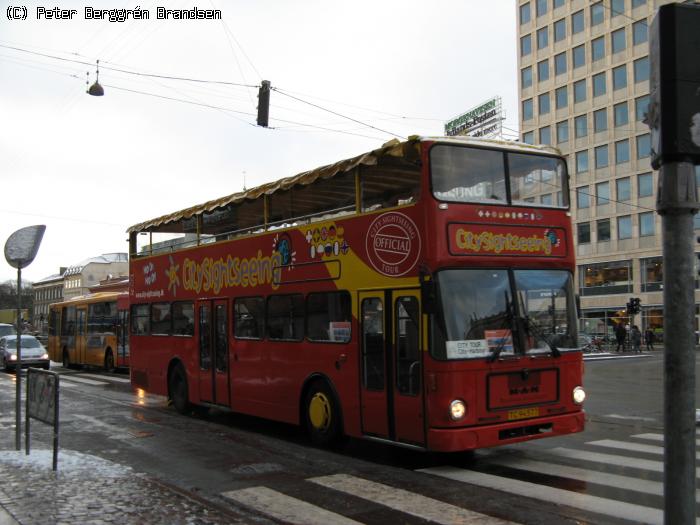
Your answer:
[648,5,700,523]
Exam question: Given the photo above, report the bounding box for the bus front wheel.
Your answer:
[304,380,343,447]
[169,365,190,415]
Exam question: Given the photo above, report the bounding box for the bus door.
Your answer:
[359,290,424,446]
[197,300,230,406]
[76,307,87,364]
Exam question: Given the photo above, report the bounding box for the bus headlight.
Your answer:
[449,399,466,421]
[572,386,586,405]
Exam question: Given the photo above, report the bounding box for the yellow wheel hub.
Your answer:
[309,392,332,431]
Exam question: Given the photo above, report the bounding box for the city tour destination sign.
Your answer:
[445,96,503,138]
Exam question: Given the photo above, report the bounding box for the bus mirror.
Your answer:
[421,279,437,314]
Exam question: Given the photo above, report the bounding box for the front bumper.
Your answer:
[427,410,585,452]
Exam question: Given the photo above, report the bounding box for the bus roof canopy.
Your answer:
[126,136,560,234]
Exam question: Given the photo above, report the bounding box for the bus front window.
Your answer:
[431,269,577,360]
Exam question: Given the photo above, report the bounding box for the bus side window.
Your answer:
[362,298,384,391]
[234,297,265,340]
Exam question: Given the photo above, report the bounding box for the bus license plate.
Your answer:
[507,407,539,421]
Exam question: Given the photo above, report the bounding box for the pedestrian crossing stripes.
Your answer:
[221,432,698,524]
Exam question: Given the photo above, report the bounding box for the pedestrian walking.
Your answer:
[644,328,655,351]
[631,325,642,353]
[615,323,626,352]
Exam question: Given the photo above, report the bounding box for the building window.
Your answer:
[616,139,630,164]
[593,72,607,97]
[573,44,585,69]
[594,108,607,132]
[522,131,534,144]
[536,0,548,17]
[638,172,653,197]
[612,65,627,90]
[521,34,532,56]
[592,36,605,61]
[578,222,591,244]
[614,102,629,127]
[637,133,651,159]
[538,60,549,82]
[591,2,604,26]
[611,28,626,54]
[572,10,584,34]
[618,215,632,239]
[576,151,589,174]
[597,219,611,242]
[616,177,631,201]
[555,86,568,109]
[577,185,590,208]
[596,181,610,205]
[633,20,648,45]
[639,212,655,237]
[521,66,533,88]
[635,95,649,122]
[537,27,549,49]
[580,260,633,296]
[574,79,586,103]
[556,120,569,143]
[575,114,588,138]
[520,2,531,24]
[541,193,553,205]
[611,0,625,17]
[595,145,609,169]
[554,18,566,42]
[632,0,645,8]
[634,56,649,82]
[538,92,550,115]
[553,0,564,9]
[641,257,663,292]
[554,52,567,75]
[539,126,552,145]
[523,98,533,120]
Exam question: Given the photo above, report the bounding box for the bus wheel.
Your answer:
[104,350,114,372]
[169,365,190,415]
[62,351,70,369]
[304,381,342,447]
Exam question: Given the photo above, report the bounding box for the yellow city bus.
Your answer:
[48,292,129,370]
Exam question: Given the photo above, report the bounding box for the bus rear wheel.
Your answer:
[104,350,114,372]
[304,380,342,447]
[62,350,70,369]
[169,365,190,415]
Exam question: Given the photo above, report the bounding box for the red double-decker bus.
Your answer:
[127,136,585,451]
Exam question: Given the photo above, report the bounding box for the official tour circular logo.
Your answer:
[366,212,421,277]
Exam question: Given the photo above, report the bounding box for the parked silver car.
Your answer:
[0,335,50,371]
[0,323,16,338]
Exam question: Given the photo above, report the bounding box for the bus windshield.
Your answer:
[430,144,568,207]
[431,268,577,360]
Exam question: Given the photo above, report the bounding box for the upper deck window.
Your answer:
[430,144,568,208]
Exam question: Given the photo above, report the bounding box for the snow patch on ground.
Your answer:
[0,449,133,478]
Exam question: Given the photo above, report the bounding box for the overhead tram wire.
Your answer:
[272,88,406,140]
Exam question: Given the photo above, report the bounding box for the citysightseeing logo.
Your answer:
[182,250,283,294]
[366,212,421,277]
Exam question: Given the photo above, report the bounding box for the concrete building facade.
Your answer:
[62,253,128,300]
[32,268,65,334]
[516,0,699,341]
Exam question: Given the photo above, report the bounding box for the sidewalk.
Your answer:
[0,449,245,524]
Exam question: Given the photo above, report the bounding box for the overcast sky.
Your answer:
[0,0,519,283]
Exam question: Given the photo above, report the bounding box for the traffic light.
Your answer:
[257,80,271,127]
[648,3,700,170]
[627,297,642,314]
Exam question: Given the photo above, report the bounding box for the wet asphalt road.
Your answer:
[0,351,696,524]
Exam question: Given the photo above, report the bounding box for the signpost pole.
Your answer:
[15,266,21,451]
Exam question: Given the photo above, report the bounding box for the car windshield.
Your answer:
[430,268,577,360]
[4,337,42,350]
[430,144,568,208]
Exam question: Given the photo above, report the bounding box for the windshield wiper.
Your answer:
[488,293,514,363]
[520,314,561,358]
